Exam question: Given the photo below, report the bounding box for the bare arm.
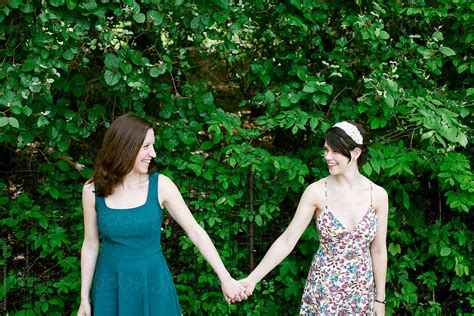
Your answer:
[78,183,99,316]
[371,186,389,315]
[158,174,245,302]
[242,181,321,292]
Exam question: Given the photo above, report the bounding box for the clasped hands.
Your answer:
[221,276,257,304]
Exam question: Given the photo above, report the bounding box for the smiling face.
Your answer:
[324,142,356,175]
[132,128,156,174]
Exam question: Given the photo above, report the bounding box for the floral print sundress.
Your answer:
[300,181,377,315]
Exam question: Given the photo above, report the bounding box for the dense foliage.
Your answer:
[1,0,472,315]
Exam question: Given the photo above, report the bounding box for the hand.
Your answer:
[220,276,247,304]
[77,300,92,316]
[239,277,257,296]
[374,301,385,316]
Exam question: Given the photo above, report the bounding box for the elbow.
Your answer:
[82,238,99,253]
[186,225,206,246]
[371,247,387,261]
[281,233,298,254]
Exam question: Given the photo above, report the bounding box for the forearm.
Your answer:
[248,234,295,284]
[371,248,387,300]
[188,226,232,282]
[80,241,99,301]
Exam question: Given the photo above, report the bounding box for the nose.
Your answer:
[150,146,156,158]
[324,150,333,161]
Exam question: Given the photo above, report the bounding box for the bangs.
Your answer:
[324,128,352,160]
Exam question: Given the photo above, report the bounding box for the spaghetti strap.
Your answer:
[370,182,373,209]
[324,180,328,210]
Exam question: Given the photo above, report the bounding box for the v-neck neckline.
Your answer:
[323,206,375,233]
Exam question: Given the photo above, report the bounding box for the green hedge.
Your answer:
[1,0,472,315]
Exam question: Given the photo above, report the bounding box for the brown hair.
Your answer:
[325,121,368,166]
[92,114,152,196]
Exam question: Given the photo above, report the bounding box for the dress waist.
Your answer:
[100,242,162,259]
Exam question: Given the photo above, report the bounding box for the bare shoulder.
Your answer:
[158,173,173,185]
[371,182,388,211]
[82,182,96,212]
[372,183,388,200]
[82,182,95,197]
[157,173,177,192]
[305,178,326,195]
[302,178,326,208]
[157,173,181,205]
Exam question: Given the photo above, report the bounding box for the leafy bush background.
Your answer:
[1,0,472,315]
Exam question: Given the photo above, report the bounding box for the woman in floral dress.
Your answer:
[240,121,388,315]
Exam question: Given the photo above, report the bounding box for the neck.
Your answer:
[332,168,363,190]
[121,172,147,189]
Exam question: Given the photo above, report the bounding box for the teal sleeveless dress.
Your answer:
[91,173,181,315]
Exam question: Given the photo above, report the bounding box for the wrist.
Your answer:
[218,271,232,283]
[374,297,386,304]
[247,273,259,285]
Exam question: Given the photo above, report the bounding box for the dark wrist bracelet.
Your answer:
[374,298,386,304]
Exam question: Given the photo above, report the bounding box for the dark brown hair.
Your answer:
[325,121,368,166]
[92,114,152,196]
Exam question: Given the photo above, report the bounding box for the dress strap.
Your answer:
[324,180,328,210]
[370,182,373,208]
[149,172,159,202]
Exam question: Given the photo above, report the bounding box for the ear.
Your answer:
[351,147,362,161]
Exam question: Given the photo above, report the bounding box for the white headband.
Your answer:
[333,121,363,145]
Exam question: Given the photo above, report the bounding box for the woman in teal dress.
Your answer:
[77,114,246,316]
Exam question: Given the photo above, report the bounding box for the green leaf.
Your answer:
[22,60,36,72]
[0,117,8,127]
[39,217,48,229]
[216,196,227,205]
[440,247,451,256]
[190,16,200,29]
[50,187,60,199]
[49,0,65,7]
[265,90,275,103]
[8,0,22,9]
[57,160,70,171]
[260,73,270,87]
[104,54,119,69]
[384,94,394,107]
[133,13,146,23]
[379,30,390,40]
[104,70,121,86]
[202,92,214,105]
[37,116,48,128]
[439,46,456,57]
[66,0,78,10]
[63,49,75,61]
[8,117,19,128]
[0,196,8,206]
[201,141,214,151]
[212,13,226,24]
[388,243,401,256]
[319,84,333,95]
[3,218,18,227]
[303,81,318,93]
[147,10,164,26]
[362,163,372,176]
[150,66,166,77]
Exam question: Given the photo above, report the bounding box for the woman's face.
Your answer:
[132,128,156,174]
[323,142,354,175]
